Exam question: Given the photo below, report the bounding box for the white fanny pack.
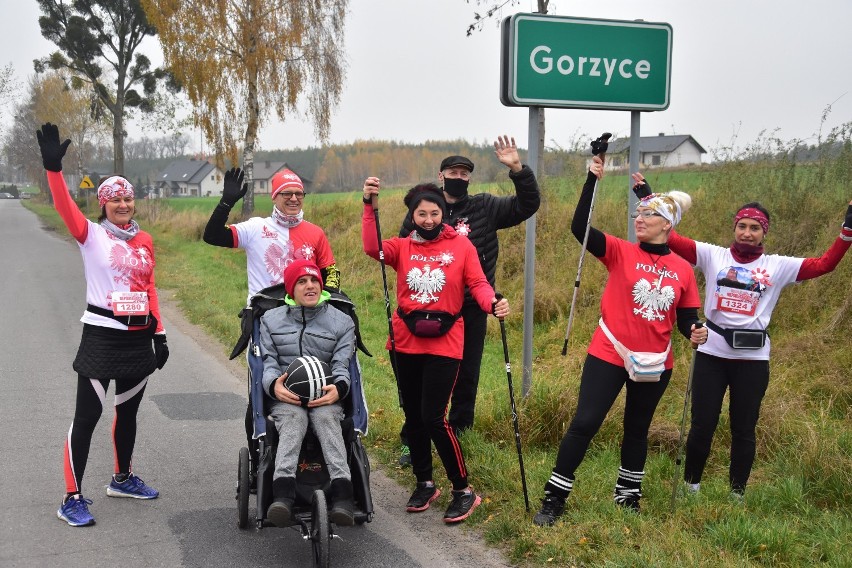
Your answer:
[599,318,670,383]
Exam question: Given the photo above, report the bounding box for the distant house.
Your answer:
[251,160,313,195]
[603,134,707,169]
[154,160,224,197]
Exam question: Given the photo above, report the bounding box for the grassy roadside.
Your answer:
[25,156,851,566]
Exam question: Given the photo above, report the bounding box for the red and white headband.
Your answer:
[97,176,134,207]
[734,207,769,234]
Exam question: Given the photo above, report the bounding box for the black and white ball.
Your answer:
[284,356,332,402]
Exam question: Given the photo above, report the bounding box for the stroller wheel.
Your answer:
[310,490,330,568]
[237,447,250,529]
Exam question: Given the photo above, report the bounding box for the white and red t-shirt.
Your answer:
[230,217,335,299]
[46,171,164,333]
[588,234,701,369]
[362,205,495,360]
[670,237,803,361]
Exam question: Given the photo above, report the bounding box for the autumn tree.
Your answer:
[35,0,176,175]
[32,71,111,184]
[142,0,348,214]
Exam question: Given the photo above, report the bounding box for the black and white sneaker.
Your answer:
[533,492,566,527]
[406,482,440,512]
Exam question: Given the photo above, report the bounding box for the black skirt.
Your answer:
[73,323,158,380]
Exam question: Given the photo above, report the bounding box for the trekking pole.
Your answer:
[671,322,704,513]
[495,293,530,512]
[561,132,611,356]
[371,193,403,405]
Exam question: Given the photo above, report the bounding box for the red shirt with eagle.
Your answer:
[46,171,164,333]
[362,204,495,359]
[588,233,701,369]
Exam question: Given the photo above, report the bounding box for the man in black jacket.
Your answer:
[397,135,540,465]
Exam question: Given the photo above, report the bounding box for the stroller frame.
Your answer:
[231,284,374,567]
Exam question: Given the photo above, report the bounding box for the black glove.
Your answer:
[843,204,852,231]
[632,179,652,198]
[153,335,169,370]
[220,167,248,208]
[36,123,71,172]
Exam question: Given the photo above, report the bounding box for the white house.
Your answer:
[155,160,224,197]
[602,134,707,170]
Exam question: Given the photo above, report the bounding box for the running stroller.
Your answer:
[230,284,373,567]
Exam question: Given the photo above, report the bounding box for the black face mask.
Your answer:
[415,223,443,241]
[443,177,469,198]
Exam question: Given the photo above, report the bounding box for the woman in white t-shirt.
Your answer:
[633,176,852,496]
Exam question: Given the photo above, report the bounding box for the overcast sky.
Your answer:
[2,0,850,160]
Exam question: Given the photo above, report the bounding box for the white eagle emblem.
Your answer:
[632,277,675,321]
[406,264,446,304]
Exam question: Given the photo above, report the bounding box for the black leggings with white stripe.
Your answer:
[63,374,148,495]
[551,355,672,481]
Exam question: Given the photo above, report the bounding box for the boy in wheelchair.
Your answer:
[259,260,356,527]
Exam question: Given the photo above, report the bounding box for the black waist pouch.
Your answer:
[707,320,767,350]
[397,307,461,338]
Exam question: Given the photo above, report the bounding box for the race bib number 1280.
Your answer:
[111,291,149,316]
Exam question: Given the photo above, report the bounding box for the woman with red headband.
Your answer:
[633,175,852,497]
[36,123,168,527]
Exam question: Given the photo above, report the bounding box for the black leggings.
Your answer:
[63,374,149,495]
[393,352,469,490]
[684,352,769,492]
[552,355,672,479]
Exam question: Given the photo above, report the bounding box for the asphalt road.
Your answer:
[0,199,512,568]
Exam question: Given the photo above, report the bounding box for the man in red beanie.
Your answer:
[203,167,341,301]
[258,259,357,527]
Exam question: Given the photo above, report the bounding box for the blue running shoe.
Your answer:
[57,494,95,527]
[107,473,159,499]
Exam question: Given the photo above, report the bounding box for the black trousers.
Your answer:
[683,352,770,492]
[399,303,487,445]
[552,355,672,479]
[393,352,470,491]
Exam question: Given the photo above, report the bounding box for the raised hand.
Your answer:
[494,135,522,172]
[35,123,71,172]
[631,172,652,198]
[221,167,248,207]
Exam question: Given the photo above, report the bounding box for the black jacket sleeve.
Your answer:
[486,165,542,230]
[676,307,701,340]
[203,203,236,247]
[571,170,606,257]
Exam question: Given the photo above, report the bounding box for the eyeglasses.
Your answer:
[278,191,306,200]
[631,210,664,220]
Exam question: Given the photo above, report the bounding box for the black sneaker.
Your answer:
[406,482,440,512]
[615,496,640,512]
[443,488,481,523]
[533,492,566,527]
[267,499,294,527]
